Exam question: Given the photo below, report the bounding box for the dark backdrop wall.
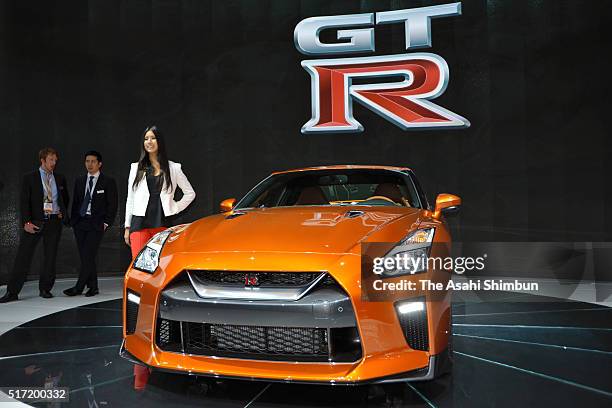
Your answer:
[0,0,610,283]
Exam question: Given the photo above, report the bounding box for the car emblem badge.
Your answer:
[244,273,260,287]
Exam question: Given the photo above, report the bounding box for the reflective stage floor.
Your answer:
[0,291,610,407]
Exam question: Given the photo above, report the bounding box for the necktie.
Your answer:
[44,172,53,202]
[79,176,94,216]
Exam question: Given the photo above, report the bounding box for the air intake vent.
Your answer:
[396,298,429,351]
[125,290,139,335]
[156,318,362,363]
[184,322,329,362]
[156,318,182,352]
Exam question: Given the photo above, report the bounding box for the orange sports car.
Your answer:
[120,165,461,384]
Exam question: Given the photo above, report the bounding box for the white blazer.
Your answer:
[124,160,196,228]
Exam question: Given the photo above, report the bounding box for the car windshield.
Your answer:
[236,169,422,209]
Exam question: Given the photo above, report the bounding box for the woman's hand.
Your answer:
[124,228,131,246]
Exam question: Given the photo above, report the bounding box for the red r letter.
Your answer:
[300,53,469,133]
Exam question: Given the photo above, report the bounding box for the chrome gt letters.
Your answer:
[376,3,462,50]
[294,13,375,55]
[294,2,469,134]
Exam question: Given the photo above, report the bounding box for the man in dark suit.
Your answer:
[0,147,70,302]
[64,151,118,297]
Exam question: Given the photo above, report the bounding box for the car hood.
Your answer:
[176,206,421,255]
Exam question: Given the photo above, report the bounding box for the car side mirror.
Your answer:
[219,198,236,213]
[433,193,461,219]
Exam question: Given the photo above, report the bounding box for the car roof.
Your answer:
[272,165,412,175]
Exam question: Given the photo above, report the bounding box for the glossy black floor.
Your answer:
[0,292,610,408]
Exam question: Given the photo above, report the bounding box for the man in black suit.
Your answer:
[0,147,70,303]
[64,151,118,297]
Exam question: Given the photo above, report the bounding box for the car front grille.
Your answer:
[188,270,322,287]
[186,322,329,358]
[156,318,361,362]
[155,272,360,362]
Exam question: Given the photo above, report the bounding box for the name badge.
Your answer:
[43,202,53,213]
[97,190,104,194]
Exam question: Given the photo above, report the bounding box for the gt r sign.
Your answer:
[294,2,470,134]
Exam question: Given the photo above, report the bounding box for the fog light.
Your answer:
[127,292,140,305]
[395,298,429,351]
[397,301,424,314]
[125,290,140,335]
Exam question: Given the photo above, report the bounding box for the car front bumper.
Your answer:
[121,251,450,383]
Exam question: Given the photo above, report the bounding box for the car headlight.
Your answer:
[381,228,435,277]
[132,230,173,273]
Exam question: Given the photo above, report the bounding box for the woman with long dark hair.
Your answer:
[124,125,196,391]
[124,125,196,257]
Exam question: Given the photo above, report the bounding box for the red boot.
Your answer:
[133,364,151,391]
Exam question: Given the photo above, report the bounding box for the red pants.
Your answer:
[129,227,166,390]
[129,227,167,258]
